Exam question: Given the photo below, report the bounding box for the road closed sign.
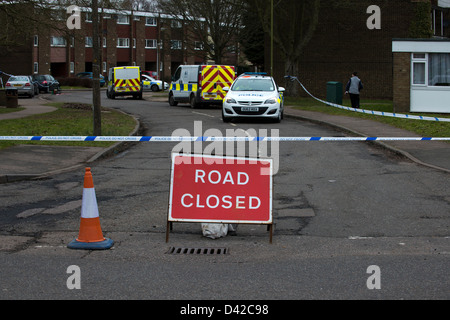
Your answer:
[168,153,273,225]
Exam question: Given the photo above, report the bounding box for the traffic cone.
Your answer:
[68,168,114,250]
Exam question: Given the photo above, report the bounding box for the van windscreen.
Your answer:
[115,68,139,80]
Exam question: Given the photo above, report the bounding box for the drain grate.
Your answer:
[166,247,229,255]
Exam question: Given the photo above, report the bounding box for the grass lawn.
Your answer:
[0,102,137,150]
[285,97,450,138]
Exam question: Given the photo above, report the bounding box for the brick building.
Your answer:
[269,0,450,102]
[34,9,210,82]
[0,6,240,84]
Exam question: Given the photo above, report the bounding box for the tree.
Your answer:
[0,0,64,49]
[251,0,321,95]
[156,0,244,64]
[62,0,124,136]
[239,3,265,70]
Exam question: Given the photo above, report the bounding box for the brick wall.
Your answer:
[271,0,420,99]
[392,52,411,112]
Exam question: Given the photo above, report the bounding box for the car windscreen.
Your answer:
[231,78,275,92]
[115,68,139,80]
[9,76,29,82]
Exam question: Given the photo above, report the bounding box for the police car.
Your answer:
[142,74,169,92]
[222,73,285,123]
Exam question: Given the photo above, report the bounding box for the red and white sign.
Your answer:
[168,154,273,224]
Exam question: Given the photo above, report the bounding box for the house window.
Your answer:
[70,62,75,74]
[411,53,450,87]
[103,62,107,73]
[50,36,67,47]
[432,9,445,37]
[85,37,93,48]
[117,38,130,48]
[145,39,157,49]
[194,41,204,51]
[146,17,157,26]
[171,20,182,28]
[117,15,130,24]
[170,40,182,50]
[428,53,450,86]
[34,35,38,47]
[412,53,427,85]
[103,37,107,48]
[413,62,426,85]
[33,62,39,74]
[86,12,92,23]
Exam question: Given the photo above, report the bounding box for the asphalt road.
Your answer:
[0,91,448,303]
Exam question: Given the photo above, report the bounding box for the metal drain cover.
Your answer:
[166,247,229,255]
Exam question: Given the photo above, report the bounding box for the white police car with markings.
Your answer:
[142,74,169,92]
[222,73,285,123]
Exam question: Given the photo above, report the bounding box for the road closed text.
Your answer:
[180,170,261,210]
[169,154,272,224]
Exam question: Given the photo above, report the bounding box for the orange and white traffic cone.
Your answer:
[68,168,113,250]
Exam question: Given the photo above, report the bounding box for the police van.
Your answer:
[107,66,143,100]
[168,65,235,108]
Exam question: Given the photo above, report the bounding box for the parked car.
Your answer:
[32,74,61,93]
[5,75,37,98]
[142,74,168,92]
[142,71,159,80]
[76,72,106,87]
[28,76,40,96]
[222,72,285,123]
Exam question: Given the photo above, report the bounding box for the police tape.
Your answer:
[285,76,450,123]
[0,136,449,142]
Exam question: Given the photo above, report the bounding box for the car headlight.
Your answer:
[264,98,277,104]
[226,98,236,104]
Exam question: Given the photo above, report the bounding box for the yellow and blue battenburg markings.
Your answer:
[169,83,199,92]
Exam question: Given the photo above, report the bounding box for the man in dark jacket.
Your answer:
[345,72,363,108]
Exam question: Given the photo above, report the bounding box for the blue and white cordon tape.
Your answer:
[0,77,449,142]
[285,76,450,123]
[0,136,449,142]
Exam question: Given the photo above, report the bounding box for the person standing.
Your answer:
[345,72,363,108]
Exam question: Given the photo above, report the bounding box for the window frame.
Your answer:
[411,52,450,87]
[117,38,130,48]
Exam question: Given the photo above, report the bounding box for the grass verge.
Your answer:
[285,97,450,137]
[0,102,137,150]
[0,107,25,114]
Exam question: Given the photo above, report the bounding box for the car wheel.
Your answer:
[169,93,178,106]
[275,111,282,123]
[151,85,159,92]
[190,94,197,109]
